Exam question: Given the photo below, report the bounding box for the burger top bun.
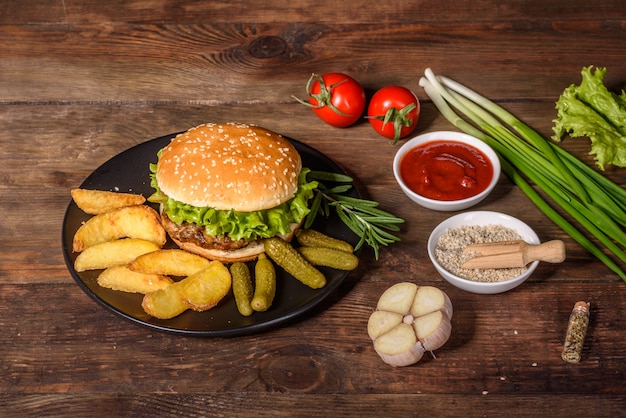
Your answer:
[156,123,302,212]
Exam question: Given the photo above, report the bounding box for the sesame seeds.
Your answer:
[435,225,528,282]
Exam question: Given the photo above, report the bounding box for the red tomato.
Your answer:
[367,86,420,144]
[297,73,366,128]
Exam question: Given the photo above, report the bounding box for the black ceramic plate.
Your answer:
[62,133,361,336]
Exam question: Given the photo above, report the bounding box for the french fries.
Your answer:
[71,188,146,215]
[73,205,166,252]
[97,266,173,294]
[74,238,161,272]
[128,249,212,277]
[141,261,232,319]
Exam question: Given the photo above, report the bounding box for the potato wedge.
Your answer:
[141,261,232,319]
[128,249,211,277]
[180,261,232,311]
[71,188,146,215]
[141,281,189,320]
[74,238,160,272]
[73,205,166,252]
[97,265,173,294]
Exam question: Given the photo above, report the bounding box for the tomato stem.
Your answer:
[292,73,353,117]
[367,103,416,144]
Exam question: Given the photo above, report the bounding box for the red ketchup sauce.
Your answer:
[400,140,494,201]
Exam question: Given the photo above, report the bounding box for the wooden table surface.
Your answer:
[2,1,625,416]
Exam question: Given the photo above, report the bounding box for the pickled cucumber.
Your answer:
[230,262,254,316]
[251,253,276,312]
[264,237,327,289]
[296,229,354,253]
[297,246,359,271]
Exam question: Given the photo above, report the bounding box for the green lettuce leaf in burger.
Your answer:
[148,123,318,262]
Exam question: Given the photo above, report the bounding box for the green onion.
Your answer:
[419,69,626,282]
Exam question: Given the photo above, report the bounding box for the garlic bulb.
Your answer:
[368,282,453,367]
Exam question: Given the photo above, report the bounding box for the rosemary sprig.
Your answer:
[305,170,405,259]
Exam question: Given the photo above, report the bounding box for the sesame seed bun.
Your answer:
[153,123,308,262]
[156,122,302,212]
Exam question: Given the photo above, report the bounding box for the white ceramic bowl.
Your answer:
[427,211,540,294]
[393,131,501,211]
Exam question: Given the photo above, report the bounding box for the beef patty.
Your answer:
[160,211,250,251]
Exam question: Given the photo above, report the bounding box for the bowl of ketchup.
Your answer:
[393,131,501,211]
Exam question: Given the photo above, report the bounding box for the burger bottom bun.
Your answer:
[172,237,266,263]
[169,221,302,263]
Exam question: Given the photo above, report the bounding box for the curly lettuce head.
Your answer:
[552,66,626,170]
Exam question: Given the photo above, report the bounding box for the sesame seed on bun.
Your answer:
[156,122,302,212]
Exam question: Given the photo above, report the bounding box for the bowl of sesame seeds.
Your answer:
[427,211,540,294]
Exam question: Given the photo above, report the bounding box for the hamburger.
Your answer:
[148,123,318,262]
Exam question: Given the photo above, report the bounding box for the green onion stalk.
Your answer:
[441,85,626,249]
[419,69,626,282]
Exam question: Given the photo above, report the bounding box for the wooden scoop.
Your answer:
[461,239,566,269]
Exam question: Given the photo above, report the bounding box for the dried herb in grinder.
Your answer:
[561,301,590,363]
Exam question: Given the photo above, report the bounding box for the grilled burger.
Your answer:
[148,123,318,262]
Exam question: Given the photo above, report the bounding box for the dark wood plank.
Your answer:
[1,21,625,102]
[2,280,625,392]
[3,0,626,24]
[1,393,624,417]
[1,1,625,416]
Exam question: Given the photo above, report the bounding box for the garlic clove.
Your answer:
[411,286,453,319]
[376,282,417,314]
[373,323,425,367]
[367,310,404,341]
[369,282,453,367]
[413,310,452,351]
[376,342,426,368]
